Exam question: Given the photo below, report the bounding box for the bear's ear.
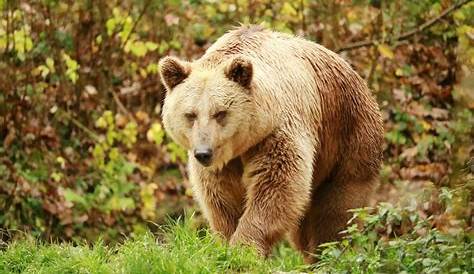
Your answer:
[225,56,253,89]
[159,56,191,91]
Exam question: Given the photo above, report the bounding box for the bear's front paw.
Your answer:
[230,228,269,257]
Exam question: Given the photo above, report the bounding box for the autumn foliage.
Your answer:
[0,0,472,246]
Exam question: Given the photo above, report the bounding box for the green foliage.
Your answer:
[62,53,80,84]
[316,188,473,273]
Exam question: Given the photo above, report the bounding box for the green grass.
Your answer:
[1,198,472,274]
[0,218,307,274]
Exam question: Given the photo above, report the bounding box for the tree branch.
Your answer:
[57,109,101,142]
[120,0,152,49]
[112,89,137,123]
[336,0,471,53]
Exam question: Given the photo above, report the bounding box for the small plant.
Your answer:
[62,110,138,215]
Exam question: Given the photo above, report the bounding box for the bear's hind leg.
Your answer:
[292,175,376,263]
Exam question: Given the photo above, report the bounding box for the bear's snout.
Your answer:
[194,147,213,166]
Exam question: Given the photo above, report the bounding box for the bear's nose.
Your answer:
[194,148,213,166]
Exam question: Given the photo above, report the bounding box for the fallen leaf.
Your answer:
[378,44,394,59]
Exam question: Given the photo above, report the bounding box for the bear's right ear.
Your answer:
[159,56,191,91]
[225,56,253,89]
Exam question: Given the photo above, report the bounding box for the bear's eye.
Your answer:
[213,110,227,123]
[184,112,197,122]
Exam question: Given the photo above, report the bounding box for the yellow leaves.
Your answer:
[456,25,474,67]
[122,122,138,148]
[453,1,474,23]
[147,123,165,145]
[140,183,158,219]
[106,7,132,38]
[12,28,33,61]
[395,65,414,77]
[56,156,66,169]
[145,41,158,51]
[128,41,147,57]
[95,110,114,129]
[146,63,159,75]
[395,68,404,77]
[32,57,56,78]
[281,2,298,17]
[50,172,63,183]
[0,9,33,60]
[95,117,108,129]
[106,18,116,36]
[0,28,6,50]
[218,2,237,13]
[106,196,135,211]
[421,120,431,131]
[377,44,394,59]
[63,53,80,83]
[135,111,150,124]
[346,9,359,22]
[46,57,55,72]
[204,5,217,19]
[136,63,159,78]
[94,110,137,160]
[167,142,187,163]
[126,40,159,57]
[93,35,102,53]
[106,7,158,58]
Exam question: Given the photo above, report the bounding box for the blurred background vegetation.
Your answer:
[0,0,472,246]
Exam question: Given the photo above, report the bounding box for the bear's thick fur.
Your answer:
[159,25,384,262]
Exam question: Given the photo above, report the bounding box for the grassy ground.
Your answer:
[0,218,307,274]
[2,187,473,274]
[1,206,472,274]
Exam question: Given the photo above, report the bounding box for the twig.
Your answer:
[336,0,472,53]
[300,0,306,32]
[366,3,383,87]
[58,109,101,142]
[4,0,10,55]
[112,90,137,123]
[120,0,152,49]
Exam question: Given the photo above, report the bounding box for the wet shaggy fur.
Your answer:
[159,25,384,263]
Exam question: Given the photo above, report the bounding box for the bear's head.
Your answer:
[159,56,258,169]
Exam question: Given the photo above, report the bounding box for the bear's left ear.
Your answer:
[159,56,191,91]
[225,56,253,89]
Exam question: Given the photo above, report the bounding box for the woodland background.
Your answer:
[0,0,472,266]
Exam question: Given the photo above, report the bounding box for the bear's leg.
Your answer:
[230,131,315,256]
[292,174,376,263]
[189,158,246,240]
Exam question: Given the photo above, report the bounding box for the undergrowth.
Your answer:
[1,187,472,274]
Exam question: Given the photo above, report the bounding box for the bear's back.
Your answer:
[198,25,370,104]
[199,26,383,180]
[198,26,332,119]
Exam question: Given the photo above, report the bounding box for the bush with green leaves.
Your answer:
[316,188,473,273]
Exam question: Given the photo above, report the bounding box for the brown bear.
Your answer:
[159,25,384,262]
